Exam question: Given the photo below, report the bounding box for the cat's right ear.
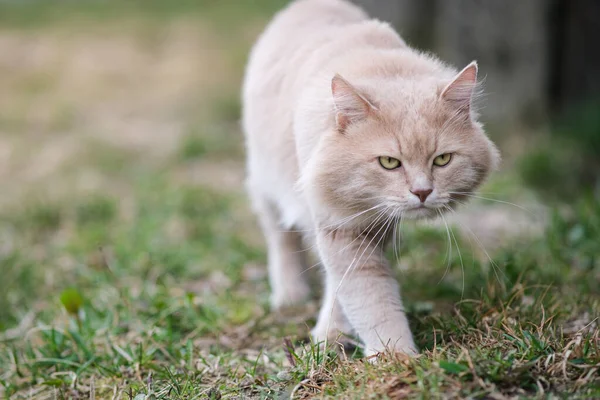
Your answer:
[331,74,376,133]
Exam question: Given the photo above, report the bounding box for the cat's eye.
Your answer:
[379,156,401,170]
[433,153,452,167]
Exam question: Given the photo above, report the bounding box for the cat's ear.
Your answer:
[441,61,478,113]
[331,74,376,132]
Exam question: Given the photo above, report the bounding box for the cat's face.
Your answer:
[311,63,499,223]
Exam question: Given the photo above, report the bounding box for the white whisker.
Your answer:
[437,209,453,285]
[449,223,465,300]
[356,213,396,274]
[443,204,506,286]
[350,212,393,275]
[448,192,537,217]
[290,204,388,258]
[299,207,389,275]
[280,203,386,234]
[392,210,400,268]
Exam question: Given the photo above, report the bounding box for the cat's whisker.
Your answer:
[392,210,401,268]
[348,209,392,275]
[289,204,389,256]
[299,207,390,275]
[442,204,506,286]
[358,213,395,271]
[449,199,468,207]
[333,208,390,260]
[436,209,453,285]
[357,214,396,274]
[280,203,387,235]
[452,191,506,196]
[326,204,389,230]
[357,214,394,270]
[299,210,389,275]
[397,212,405,263]
[450,220,465,300]
[440,205,465,299]
[467,229,506,285]
[357,195,402,201]
[312,205,386,234]
[393,210,406,269]
[448,192,537,217]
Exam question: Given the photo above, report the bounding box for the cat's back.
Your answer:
[273,0,367,29]
[251,0,367,58]
[244,0,407,114]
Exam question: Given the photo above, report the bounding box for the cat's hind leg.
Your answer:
[250,194,311,310]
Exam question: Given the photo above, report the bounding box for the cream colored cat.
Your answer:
[242,0,499,357]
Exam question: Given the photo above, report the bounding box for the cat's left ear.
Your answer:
[441,61,478,113]
[331,74,377,133]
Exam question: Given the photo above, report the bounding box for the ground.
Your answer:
[0,2,598,399]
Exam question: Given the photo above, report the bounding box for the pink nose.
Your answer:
[410,189,433,203]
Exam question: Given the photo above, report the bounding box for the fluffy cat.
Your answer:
[242,0,499,357]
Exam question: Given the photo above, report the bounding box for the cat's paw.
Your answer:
[311,325,341,346]
[311,318,354,347]
[311,327,354,356]
[270,281,311,310]
[364,340,419,362]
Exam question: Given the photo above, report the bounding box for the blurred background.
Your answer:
[0,1,598,398]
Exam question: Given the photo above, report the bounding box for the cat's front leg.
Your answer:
[316,229,418,357]
[311,276,354,344]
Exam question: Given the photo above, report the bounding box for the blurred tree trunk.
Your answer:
[549,0,600,113]
[433,0,548,125]
[354,0,435,49]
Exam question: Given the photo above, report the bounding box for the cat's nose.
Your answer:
[410,188,433,203]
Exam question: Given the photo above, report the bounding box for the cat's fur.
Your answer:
[242,0,499,356]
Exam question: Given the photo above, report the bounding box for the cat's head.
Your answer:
[307,62,500,224]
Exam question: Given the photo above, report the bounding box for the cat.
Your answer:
[242,0,500,357]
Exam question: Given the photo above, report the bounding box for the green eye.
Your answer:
[378,156,401,170]
[433,153,452,167]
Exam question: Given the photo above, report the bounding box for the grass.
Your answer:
[1,180,598,399]
[0,1,598,399]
